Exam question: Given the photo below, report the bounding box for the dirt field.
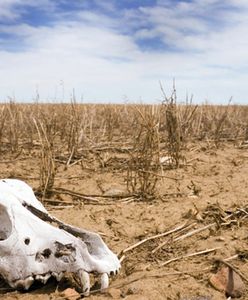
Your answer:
[1,139,248,300]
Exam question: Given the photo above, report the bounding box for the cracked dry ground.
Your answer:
[1,141,248,300]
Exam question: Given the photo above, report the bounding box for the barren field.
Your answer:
[0,103,248,300]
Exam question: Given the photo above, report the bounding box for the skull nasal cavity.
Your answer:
[35,248,52,262]
[42,248,52,258]
[0,204,12,241]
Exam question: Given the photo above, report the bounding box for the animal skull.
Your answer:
[0,179,120,295]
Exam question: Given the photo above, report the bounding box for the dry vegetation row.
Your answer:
[1,97,248,299]
[0,99,247,198]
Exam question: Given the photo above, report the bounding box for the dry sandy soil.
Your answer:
[1,141,248,300]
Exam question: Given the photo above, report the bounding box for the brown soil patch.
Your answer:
[1,141,248,300]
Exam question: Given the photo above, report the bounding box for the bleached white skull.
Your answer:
[0,179,120,295]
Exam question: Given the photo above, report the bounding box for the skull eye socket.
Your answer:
[0,204,12,241]
[24,238,30,245]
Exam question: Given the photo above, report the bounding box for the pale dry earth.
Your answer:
[1,141,248,300]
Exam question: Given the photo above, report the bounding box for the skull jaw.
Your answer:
[0,179,120,293]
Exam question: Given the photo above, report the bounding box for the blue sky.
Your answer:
[0,0,247,104]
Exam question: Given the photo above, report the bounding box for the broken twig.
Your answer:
[160,247,221,267]
[173,223,215,242]
[119,222,189,256]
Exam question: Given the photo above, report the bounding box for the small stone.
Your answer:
[61,288,80,300]
[108,287,122,299]
[209,266,245,298]
[215,237,225,242]
[103,187,127,197]
[156,223,166,233]
[106,219,113,226]
[209,266,228,292]
[126,286,138,295]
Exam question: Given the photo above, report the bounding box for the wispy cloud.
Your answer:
[0,0,55,21]
[0,0,247,103]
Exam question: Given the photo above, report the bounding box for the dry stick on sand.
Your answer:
[121,206,247,260]
[152,223,216,255]
[119,221,189,257]
[224,254,239,261]
[49,188,133,205]
[152,222,197,253]
[51,187,132,199]
[43,198,75,206]
[172,205,248,243]
[155,207,248,264]
[223,251,248,261]
[66,146,75,167]
[49,188,100,203]
[160,247,221,267]
[173,223,216,242]
[67,157,84,167]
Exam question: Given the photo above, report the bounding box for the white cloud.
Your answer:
[0,1,247,103]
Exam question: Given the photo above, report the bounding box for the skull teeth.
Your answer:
[100,273,109,290]
[52,271,64,282]
[35,273,51,284]
[78,269,90,296]
[14,276,34,290]
[23,276,34,290]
